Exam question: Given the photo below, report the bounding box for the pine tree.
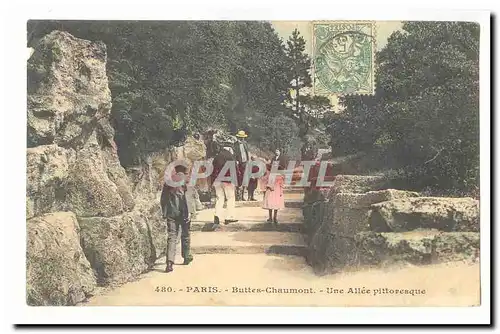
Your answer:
[285,28,331,139]
[285,29,311,135]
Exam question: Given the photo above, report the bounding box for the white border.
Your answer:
[2,0,491,326]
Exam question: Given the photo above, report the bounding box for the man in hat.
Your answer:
[234,130,250,201]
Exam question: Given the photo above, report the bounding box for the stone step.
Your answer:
[191,221,303,233]
[283,187,305,194]
[190,206,303,232]
[203,199,303,209]
[189,231,307,256]
[237,200,303,208]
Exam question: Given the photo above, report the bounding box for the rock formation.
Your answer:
[26,31,175,305]
[305,175,480,275]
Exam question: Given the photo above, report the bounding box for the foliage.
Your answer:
[328,22,480,193]
[27,20,294,165]
[257,110,300,156]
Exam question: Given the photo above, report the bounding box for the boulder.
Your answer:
[134,198,166,259]
[355,231,479,266]
[369,197,479,232]
[65,134,126,217]
[432,232,480,263]
[331,174,388,194]
[78,210,158,286]
[26,212,96,305]
[332,189,420,237]
[26,144,75,218]
[307,189,421,275]
[27,30,111,149]
[355,230,437,266]
[101,146,135,211]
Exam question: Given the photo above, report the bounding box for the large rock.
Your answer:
[26,144,75,218]
[79,210,158,286]
[307,189,420,275]
[25,30,165,305]
[133,198,166,259]
[369,197,479,232]
[432,232,480,263]
[355,230,437,266]
[355,231,479,266]
[27,30,111,149]
[165,135,207,164]
[332,189,420,237]
[26,212,96,305]
[332,174,388,194]
[65,133,133,217]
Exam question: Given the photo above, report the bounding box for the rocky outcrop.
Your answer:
[307,185,420,275]
[305,175,480,275]
[26,212,96,305]
[65,133,134,217]
[26,31,165,305]
[27,31,111,149]
[164,135,207,164]
[369,197,479,232]
[78,209,157,285]
[331,174,388,194]
[355,231,479,266]
[26,144,75,218]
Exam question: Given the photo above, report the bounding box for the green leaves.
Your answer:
[332,21,479,194]
[28,21,297,165]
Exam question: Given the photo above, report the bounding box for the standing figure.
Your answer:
[247,156,260,201]
[261,162,285,226]
[161,165,193,273]
[234,130,250,201]
[211,146,239,230]
[272,148,288,169]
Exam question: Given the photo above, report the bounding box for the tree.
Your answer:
[284,29,331,139]
[27,21,296,165]
[330,22,479,194]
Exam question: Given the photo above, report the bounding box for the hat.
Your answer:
[236,130,248,138]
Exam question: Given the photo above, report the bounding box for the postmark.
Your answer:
[312,21,376,96]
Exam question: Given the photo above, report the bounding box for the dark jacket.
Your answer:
[160,184,190,221]
[234,140,250,163]
[272,154,288,170]
[211,149,235,185]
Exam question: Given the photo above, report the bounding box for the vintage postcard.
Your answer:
[18,9,490,325]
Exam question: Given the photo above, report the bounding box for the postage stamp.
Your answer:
[312,21,376,95]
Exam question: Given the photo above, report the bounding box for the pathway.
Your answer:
[84,190,480,307]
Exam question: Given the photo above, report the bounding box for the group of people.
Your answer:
[160,130,288,273]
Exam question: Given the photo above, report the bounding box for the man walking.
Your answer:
[211,146,238,230]
[161,165,193,273]
[234,130,250,201]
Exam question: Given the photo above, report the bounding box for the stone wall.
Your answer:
[304,175,480,275]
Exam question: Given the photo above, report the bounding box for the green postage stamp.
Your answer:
[312,21,376,96]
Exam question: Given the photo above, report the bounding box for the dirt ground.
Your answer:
[84,255,480,307]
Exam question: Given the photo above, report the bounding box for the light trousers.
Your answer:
[214,182,236,220]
